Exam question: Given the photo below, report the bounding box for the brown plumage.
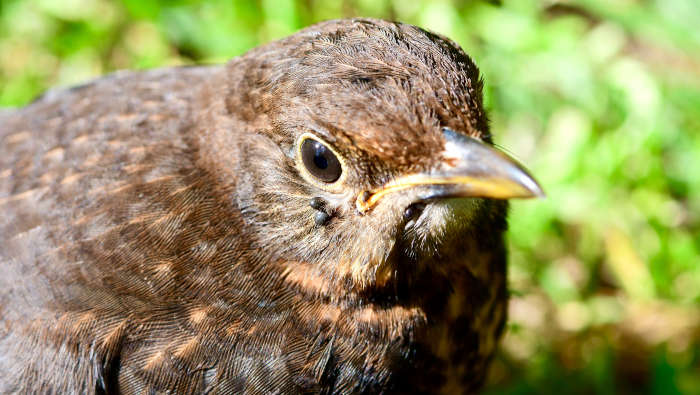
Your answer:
[0,18,542,394]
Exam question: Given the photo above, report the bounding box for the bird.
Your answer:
[0,18,542,394]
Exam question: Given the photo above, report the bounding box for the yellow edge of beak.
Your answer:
[355,174,542,213]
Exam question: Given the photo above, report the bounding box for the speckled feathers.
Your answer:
[1,19,509,394]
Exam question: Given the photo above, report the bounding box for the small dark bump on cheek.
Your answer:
[314,211,330,226]
[403,202,426,220]
[309,196,332,226]
[309,197,326,211]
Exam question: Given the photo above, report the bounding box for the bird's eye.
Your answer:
[300,138,342,183]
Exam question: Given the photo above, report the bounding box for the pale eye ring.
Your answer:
[299,137,342,183]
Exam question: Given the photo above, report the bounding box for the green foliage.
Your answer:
[2,0,699,392]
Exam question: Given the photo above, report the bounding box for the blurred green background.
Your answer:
[1,0,698,393]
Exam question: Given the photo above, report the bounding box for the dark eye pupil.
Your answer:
[301,138,342,183]
[313,144,329,169]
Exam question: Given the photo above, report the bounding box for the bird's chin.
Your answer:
[400,197,483,260]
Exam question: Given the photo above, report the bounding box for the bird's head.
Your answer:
[201,19,542,295]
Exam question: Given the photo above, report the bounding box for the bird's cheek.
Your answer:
[400,198,483,256]
[322,213,401,289]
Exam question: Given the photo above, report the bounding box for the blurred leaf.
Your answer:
[604,227,656,299]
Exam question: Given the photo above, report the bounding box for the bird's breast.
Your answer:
[280,245,508,393]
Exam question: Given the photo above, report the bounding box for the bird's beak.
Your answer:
[356,128,544,213]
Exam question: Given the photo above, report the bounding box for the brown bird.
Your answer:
[0,18,542,394]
